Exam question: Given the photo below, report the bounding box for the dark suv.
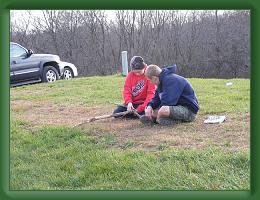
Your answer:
[10,42,78,86]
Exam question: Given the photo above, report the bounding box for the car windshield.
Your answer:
[10,44,27,58]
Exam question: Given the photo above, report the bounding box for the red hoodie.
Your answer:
[123,66,156,113]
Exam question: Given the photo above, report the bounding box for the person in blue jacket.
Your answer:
[140,64,199,126]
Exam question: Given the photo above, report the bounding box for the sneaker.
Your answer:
[140,115,155,125]
[158,118,180,126]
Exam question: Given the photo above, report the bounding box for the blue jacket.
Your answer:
[148,65,199,114]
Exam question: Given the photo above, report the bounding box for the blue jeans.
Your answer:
[113,104,144,118]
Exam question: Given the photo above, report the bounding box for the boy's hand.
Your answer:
[145,106,153,119]
[127,102,134,112]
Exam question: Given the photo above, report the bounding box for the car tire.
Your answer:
[63,67,74,80]
[42,66,60,83]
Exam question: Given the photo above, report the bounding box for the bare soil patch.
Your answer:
[11,100,250,151]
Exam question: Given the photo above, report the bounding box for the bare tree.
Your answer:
[11,10,250,78]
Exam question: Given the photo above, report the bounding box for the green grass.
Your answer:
[10,122,249,190]
[10,76,250,190]
[192,78,250,114]
[10,75,124,106]
[11,76,250,114]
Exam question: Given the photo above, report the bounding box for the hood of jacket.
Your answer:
[159,64,177,82]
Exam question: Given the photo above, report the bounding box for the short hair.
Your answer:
[130,56,145,70]
[145,64,162,79]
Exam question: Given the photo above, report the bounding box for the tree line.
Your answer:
[11,10,250,78]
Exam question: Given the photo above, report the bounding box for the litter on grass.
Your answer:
[204,115,226,124]
[226,82,233,86]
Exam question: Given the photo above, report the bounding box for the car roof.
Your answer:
[10,42,28,50]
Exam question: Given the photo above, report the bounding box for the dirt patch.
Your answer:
[79,113,250,152]
[11,100,34,112]
[11,100,113,127]
[10,100,250,152]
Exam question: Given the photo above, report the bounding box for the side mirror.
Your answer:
[27,49,34,57]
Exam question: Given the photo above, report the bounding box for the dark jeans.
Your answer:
[113,104,144,118]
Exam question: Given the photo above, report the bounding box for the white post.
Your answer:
[121,51,128,76]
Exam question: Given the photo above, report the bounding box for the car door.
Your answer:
[10,43,40,83]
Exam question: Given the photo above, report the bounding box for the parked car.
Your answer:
[10,42,78,86]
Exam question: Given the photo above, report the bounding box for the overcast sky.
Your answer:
[11,10,116,21]
[11,10,229,32]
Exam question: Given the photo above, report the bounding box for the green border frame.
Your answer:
[1,0,259,199]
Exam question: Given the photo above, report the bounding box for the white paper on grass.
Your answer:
[226,82,233,86]
[204,115,226,124]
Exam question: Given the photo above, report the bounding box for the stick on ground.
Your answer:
[74,110,138,127]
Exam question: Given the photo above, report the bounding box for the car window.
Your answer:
[10,44,27,58]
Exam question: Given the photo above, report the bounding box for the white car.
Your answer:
[59,61,78,80]
[10,42,78,86]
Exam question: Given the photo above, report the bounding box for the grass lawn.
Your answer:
[10,75,250,190]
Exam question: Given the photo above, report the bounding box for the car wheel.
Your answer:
[42,66,59,83]
[63,67,74,80]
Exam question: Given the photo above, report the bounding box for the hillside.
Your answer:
[10,76,250,190]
